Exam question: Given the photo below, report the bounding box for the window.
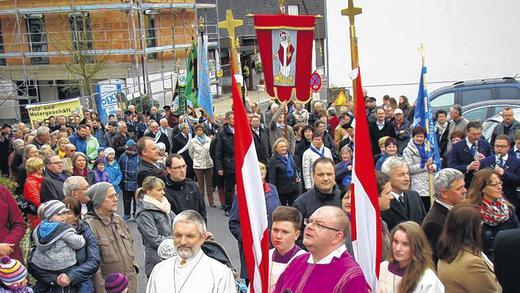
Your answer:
[288,4,299,15]
[464,107,487,122]
[497,87,520,99]
[145,15,157,60]
[26,15,49,65]
[430,92,455,110]
[0,21,6,66]
[69,13,93,63]
[461,88,493,105]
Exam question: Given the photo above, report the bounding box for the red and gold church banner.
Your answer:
[253,14,316,102]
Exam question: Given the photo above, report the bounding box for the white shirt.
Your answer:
[465,137,476,150]
[146,250,235,293]
[391,191,404,203]
[307,245,346,264]
[435,199,453,211]
[302,145,333,189]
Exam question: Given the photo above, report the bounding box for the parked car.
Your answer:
[462,100,520,123]
[430,77,520,113]
[482,108,520,141]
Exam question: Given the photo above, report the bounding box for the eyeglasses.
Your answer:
[494,145,509,149]
[304,218,341,232]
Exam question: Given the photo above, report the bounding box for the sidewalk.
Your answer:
[213,90,273,114]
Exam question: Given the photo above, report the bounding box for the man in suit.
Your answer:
[493,228,520,293]
[510,129,520,160]
[369,108,396,157]
[480,134,520,217]
[422,168,466,263]
[145,120,170,153]
[159,118,174,147]
[448,121,492,188]
[380,157,426,231]
[250,114,270,166]
[171,123,194,179]
[435,109,450,166]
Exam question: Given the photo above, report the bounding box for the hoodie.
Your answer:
[31,220,85,271]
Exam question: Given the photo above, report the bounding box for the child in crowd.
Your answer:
[104,272,128,293]
[0,257,33,293]
[30,200,85,289]
[97,147,106,160]
[118,140,139,221]
[104,147,122,193]
[93,158,110,183]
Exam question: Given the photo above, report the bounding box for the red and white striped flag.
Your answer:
[232,71,270,293]
[350,67,382,291]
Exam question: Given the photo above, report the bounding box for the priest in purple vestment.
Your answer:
[273,206,369,293]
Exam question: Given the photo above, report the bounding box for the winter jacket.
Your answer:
[215,124,236,174]
[0,186,27,263]
[269,155,299,195]
[482,213,519,261]
[118,152,139,191]
[84,211,138,293]
[491,119,520,146]
[164,177,207,222]
[135,199,175,277]
[85,136,100,168]
[188,136,213,169]
[291,108,309,126]
[40,170,68,203]
[69,133,87,155]
[23,173,44,229]
[252,126,271,166]
[301,145,333,190]
[104,131,116,148]
[335,161,352,190]
[31,221,85,271]
[104,160,122,193]
[136,160,167,187]
[29,220,101,293]
[92,127,106,147]
[392,118,412,153]
[403,140,432,197]
[113,132,135,159]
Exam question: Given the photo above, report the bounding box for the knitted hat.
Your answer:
[104,272,128,293]
[125,139,136,148]
[85,182,113,209]
[97,146,106,153]
[93,158,105,169]
[157,239,177,260]
[37,200,69,220]
[0,257,28,288]
[104,147,116,157]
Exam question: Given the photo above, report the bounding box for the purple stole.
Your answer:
[273,251,369,293]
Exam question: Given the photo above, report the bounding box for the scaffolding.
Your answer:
[0,0,218,122]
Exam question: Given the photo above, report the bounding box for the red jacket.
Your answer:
[0,185,27,263]
[23,173,44,229]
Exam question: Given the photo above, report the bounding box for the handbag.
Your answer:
[16,196,38,216]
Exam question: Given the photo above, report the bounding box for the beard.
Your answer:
[176,245,199,260]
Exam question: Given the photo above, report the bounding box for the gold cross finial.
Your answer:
[341,0,362,26]
[218,10,243,40]
[418,43,427,64]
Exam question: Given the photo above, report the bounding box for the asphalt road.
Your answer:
[118,191,240,292]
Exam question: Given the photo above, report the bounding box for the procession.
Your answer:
[0,0,519,292]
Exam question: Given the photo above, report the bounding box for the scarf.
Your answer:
[263,182,271,193]
[414,142,429,168]
[276,154,295,178]
[73,167,89,178]
[309,145,325,158]
[196,134,207,144]
[143,194,171,214]
[480,198,512,226]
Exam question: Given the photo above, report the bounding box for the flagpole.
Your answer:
[341,0,362,102]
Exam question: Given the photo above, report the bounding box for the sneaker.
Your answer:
[123,215,131,222]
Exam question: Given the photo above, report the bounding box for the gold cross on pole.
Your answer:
[218,10,243,43]
[341,0,362,26]
[418,43,427,65]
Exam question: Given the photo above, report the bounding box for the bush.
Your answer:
[0,176,17,194]
[129,95,160,114]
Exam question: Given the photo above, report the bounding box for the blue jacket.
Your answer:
[105,159,122,193]
[480,154,520,200]
[93,128,106,148]
[118,152,139,191]
[448,138,492,187]
[69,132,87,154]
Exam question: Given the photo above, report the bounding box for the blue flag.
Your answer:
[197,35,214,117]
[413,66,442,168]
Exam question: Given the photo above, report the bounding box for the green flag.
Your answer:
[184,40,198,108]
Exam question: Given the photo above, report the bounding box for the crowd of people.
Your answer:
[0,93,519,293]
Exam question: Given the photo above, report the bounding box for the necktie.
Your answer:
[399,196,405,206]
[499,157,504,168]
[471,144,477,157]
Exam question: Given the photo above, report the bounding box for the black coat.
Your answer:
[136,160,167,187]
[215,124,235,174]
[369,121,396,156]
[269,155,298,195]
[145,131,170,154]
[493,228,520,293]
[381,190,426,231]
[421,201,450,263]
[252,127,271,166]
[436,123,450,160]
[164,177,207,222]
[482,214,519,261]
[294,139,311,171]
[448,138,492,188]
[40,170,68,203]
[112,132,136,158]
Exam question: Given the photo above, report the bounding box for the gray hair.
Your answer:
[381,156,408,175]
[63,176,88,197]
[173,210,207,235]
[12,139,24,150]
[23,144,37,159]
[36,126,50,137]
[433,168,464,199]
[117,121,126,129]
[179,123,190,131]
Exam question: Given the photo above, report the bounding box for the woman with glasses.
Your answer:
[437,204,501,292]
[467,168,519,260]
[379,221,444,293]
[72,152,95,184]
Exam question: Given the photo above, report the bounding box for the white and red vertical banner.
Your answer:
[350,67,382,291]
[232,70,270,293]
[253,15,315,103]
